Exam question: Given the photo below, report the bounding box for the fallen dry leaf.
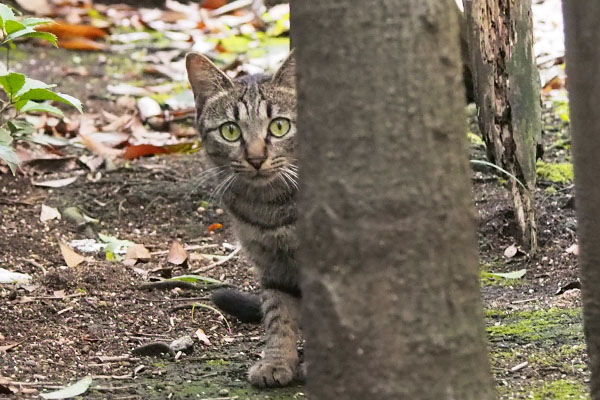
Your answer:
[137,96,162,120]
[40,204,61,222]
[32,176,78,188]
[566,243,579,256]
[168,241,189,265]
[37,22,108,40]
[58,38,106,51]
[59,242,86,268]
[80,134,124,158]
[195,328,212,346]
[125,244,152,263]
[123,144,168,159]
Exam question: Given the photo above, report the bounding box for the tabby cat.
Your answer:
[186,52,301,387]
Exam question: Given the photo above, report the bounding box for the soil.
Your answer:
[0,47,585,400]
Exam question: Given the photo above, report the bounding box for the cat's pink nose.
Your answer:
[247,157,266,170]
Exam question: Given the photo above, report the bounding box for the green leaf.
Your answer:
[4,19,25,34]
[17,88,82,113]
[0,142,19,174]
[0,127,12,145]
[169,275,224,285]
[98,233,135,261]
[21,18,53,27]
[0,72,25,97]
[17,100,64,117]
[0,4,16,30]
[4,27,57,47]
[14,76,54,98]
[487,269,527,280]
[7,120,35,135]
[218,36,251,53]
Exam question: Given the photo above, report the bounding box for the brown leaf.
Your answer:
[37,22,108,40]
[125,244,152,263]
[80,134,124,158]
[168,241,189,265]
[59,242,86,268]
[102,114,133,132]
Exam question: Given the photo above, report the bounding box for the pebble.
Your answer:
[216,208,224,215]
[219,389,229,396]
[169,336,194,353]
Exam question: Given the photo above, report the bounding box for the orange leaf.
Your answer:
[201,0,227,9]
[37,22,108,40]
[542,76,566,95]
[58,38,105,51]
[123,144,168,160]
[207,223,223,232]
[215,43,227,53]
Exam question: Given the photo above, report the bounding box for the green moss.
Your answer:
[536,160,574,183]
[486,307,583,344]
[532,379,589,400]
[554,100,571,123]
[467,132,485,147]
[205,359,231,366]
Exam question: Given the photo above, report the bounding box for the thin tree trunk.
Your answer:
[292,1,495,399]
[464,0,541,252]
[563,2,600,398]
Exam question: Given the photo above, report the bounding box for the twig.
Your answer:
[149,244,218,256]
[192,247,241,273]
[24,258,47,274]
[139,280,231,291]
[0,197,34,206]
[170,296,211,302]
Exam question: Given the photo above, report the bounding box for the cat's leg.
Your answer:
[248,289,300,387]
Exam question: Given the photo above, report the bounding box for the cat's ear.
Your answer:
[271,50,295,89]
[186,52,233,110]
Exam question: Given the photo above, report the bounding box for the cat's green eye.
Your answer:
[220,122,241,142]
[268,118,291,138]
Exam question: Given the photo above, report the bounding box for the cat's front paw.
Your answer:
[248,358,297,387]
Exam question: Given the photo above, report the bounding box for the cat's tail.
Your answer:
[211,288,262,324]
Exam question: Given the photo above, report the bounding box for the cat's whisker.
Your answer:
[211,173,236,202]
[280,168,299,190]
[277,172,292,192]
[188,166,230,197]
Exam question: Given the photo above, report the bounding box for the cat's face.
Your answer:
[186,53,297,189]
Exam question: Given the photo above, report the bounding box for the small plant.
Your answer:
[0,4,82,173]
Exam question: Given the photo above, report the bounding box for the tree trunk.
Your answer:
[291,1,495,399]
[464,0,541,252]
[563,2,600,398]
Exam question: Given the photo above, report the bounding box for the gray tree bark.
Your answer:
[563,2,600,398]
[464,0,541,252]
[292,1,495,399]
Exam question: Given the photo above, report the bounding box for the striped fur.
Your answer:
[186,52,301,387]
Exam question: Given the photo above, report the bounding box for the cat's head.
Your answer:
[186,52,297,189]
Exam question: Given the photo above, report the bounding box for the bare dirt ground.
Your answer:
[0,1,586,399]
